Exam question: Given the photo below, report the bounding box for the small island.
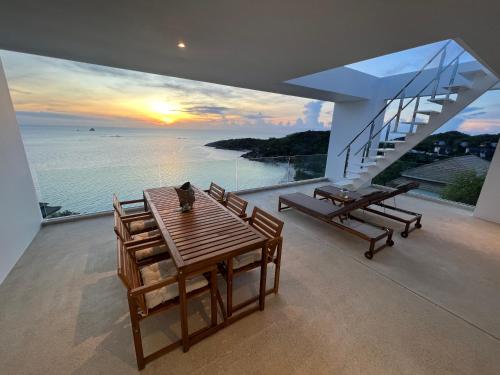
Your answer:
[89,127,96,131]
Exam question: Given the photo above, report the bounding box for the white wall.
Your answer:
[325,94,385,181]
[474,144,500,224]
[0,59,41,284]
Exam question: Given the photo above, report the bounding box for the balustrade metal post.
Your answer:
[446,57,460,100]
[287,156,291,182]
[410,96,420,133]
[394,89,405,133]
[432,48,447,99]
[235,158,239,191]
[343,147,350,178]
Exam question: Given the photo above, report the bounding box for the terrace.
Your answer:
[1,2,500,374]
[1,181,500,374]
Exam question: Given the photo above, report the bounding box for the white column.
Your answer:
[474,145,500,224]
[0,59,41,284]
[325,96,385,181]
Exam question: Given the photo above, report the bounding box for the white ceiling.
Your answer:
[0,0,499,101]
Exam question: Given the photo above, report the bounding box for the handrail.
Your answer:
[353,50,465,156]
[337,40,452,157]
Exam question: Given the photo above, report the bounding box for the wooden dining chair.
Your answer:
[113,194,157,235]
[116,232,219,370]
[204,182,225,203]
[224,207,284,316]
[114,209,169,265]
[223,192,248,219]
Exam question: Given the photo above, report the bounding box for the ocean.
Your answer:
[20,125,294,215]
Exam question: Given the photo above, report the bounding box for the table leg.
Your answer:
[259,244,267,311]
[178,271,189,352]
[226,257,233,318]
[210,269,218,327]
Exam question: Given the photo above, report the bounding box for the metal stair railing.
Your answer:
[354,50,465,161]
[336,41,465,178]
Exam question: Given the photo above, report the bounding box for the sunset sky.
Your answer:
[1,45,499,135]
[0,50,333,132]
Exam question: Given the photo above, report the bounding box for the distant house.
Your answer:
[390,155,490,194]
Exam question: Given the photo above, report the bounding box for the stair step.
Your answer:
[352,161,376,167]
[334,179,355,187]
[399,121,427,127]
[428,97,456,105]
[442,83,472,93]
[416,110,441,116]
[383,140,405,144]
[366,155,386,161]
[460,68,487,80]
[348,168,370,175]
[377,148,396,152]
[390,131,410,136]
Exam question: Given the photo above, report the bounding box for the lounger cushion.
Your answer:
[129,218,157,234]
[280,193,341,218]
[140,259,208,309]
[135,244,168,261]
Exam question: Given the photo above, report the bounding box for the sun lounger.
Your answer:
[278,191,394,259]
[314,182,422,238]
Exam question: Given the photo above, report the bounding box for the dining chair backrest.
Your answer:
[225,193,248,218]
[208,182,225,202]
[114,210,133,242]
[249,207,284,240]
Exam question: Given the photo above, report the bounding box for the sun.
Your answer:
[149,101,180,124]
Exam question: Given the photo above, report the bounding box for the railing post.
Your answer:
[410,96,421,133]
[385,121,391,142]
[235,158,239,191]
[287,156,291,182]
[432,47,447,99]
[394,89,406,133]
[343,147,350,178]
[446,56,460,100]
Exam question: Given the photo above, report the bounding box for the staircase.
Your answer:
[335,41,499,190]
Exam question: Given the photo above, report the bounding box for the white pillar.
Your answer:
[474,145,500,224]
[325,96,385,181]
[0,59,41,284]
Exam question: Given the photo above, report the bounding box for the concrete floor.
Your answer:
[1,182,500,374]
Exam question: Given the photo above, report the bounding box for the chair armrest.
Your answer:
[129,275,178,297]
[120,198,145,205]
[121,213,153,223]
[242,216,252,223]
[125,239,165,253]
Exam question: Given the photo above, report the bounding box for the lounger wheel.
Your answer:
[364,251,373,260]
[415,223,422,229]
[387,239,394,246]
[401,232,408,238]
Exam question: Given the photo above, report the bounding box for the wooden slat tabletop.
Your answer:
[144,186,267,272]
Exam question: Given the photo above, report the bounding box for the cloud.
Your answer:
[183,105,230,115]
[293,101,326,129]
[458,119,500,134]
[243,112,273,120]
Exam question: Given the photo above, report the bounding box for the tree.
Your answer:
[440,171,486,205]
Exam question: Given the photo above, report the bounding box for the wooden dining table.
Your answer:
[143,185,268,350]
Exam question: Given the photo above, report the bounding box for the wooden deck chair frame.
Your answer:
[223,192,248,219]
[279,192,394,259]
[221,207,284,319]
[113,194,157,235]
[314,182,422,238]
[116,233,220,370]
[114,210,167,266]
[204,182,225,203]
